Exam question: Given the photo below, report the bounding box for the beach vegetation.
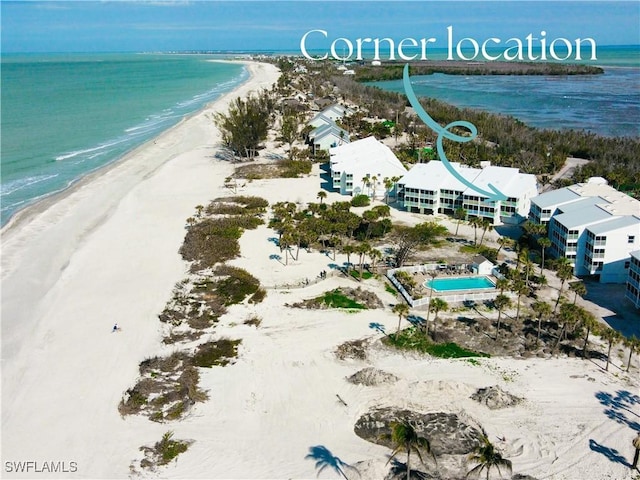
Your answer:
[350,194,370,207]
[214,91,273,159]
[386,327,489,358]
[192,338,241,368]
[380,419,436,480]
[319,289,366,309]
[212,265,262,306]
[466,433,512,480]
[244,315,262,327]
[135,431,192,472]
[392,222,448,267]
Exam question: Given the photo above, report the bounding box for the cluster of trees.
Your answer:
[354,61,604,82]
[214,89,275,159]
[268,199,447,274]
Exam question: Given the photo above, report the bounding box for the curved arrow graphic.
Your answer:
[402,64,507,203]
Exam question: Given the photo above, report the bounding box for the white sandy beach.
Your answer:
[2,60,639,480]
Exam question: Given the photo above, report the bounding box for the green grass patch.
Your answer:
[384,327,489,358]
[385,283,397,295]
[320,289,366,309]
[350,270,374,280]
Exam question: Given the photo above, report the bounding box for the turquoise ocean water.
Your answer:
[1,54,247,226]
[1,47,638,227]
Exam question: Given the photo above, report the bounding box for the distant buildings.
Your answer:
[329,136,407,198]
[626,251,640,308]
[529,178,640,284]
[397,161,538,225]
[306,104,353,152]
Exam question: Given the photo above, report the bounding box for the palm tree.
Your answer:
[511,278,528,324]
[371,175,379,199]
[478,218,493,247]
[317,190,327,204]
[469,217,481,246]
[454,207,467,236]
[531,300,552,347]
[356,242,371,281]
[342,244,356,271]
[369,248,383,273]
[569,281,587,305]
[361,176,372,197]
[429,298,449,338]
[554,259,574,314]
[580,309,598,359]
[493,294,512,340]
[537,237,551,273]
[495,277,509,295]
[381,420,436,480]
[424,271,439,335]
[392,303,410,337]
[601,327,622,371]
[496,236,512,257]
[624,335,639,372]
[554,302,581,351]
[383,177,394,204]
[467,434,512,480]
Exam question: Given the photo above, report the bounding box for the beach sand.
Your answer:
[2,60,639,480]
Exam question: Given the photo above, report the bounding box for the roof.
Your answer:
[566,181,639,216]
[309,123,348,141]
[399,162,479,192]
[329,136,407,177]
[552,204,613,229]
[472,255,492,265]
[586,215,640,235]
[399,161,537,200]
[531,188,582,209]
[469,165,537,199]
[630,250,640,261]
[308,113,336,129]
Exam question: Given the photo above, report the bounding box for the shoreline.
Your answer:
[0,59,249,235]
[1,60,281,478]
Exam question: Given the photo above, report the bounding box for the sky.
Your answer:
[1,1,639,53]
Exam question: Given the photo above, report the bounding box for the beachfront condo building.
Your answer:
[329,136,407,199]
[626,251,640,308]
[529,178,640,284]
[307,104,354,152]
[396,161,538,226]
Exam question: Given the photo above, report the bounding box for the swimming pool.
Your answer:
[425,276,496,292]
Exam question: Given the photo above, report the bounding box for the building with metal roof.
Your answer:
[530,178,640,283]
[397,161,538,225]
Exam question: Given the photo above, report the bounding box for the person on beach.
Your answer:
[632,431,640,470]
[112,323,119,333]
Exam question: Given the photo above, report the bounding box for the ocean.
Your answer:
[367,45,640,138]
[0,54,247,226]
[2,48,638,227]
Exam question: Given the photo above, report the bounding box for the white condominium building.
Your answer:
[397,161,538,225]
[529,178,640,284]
[626,251,640,308]
[329,136,407,198]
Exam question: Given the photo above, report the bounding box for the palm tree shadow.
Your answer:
[369,322,387,335]
[305,445,360,479]
[589,439,631,467]
[388,458,432,479]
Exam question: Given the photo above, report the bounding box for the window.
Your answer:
[629,235,636,244]
[625,261,631,269]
